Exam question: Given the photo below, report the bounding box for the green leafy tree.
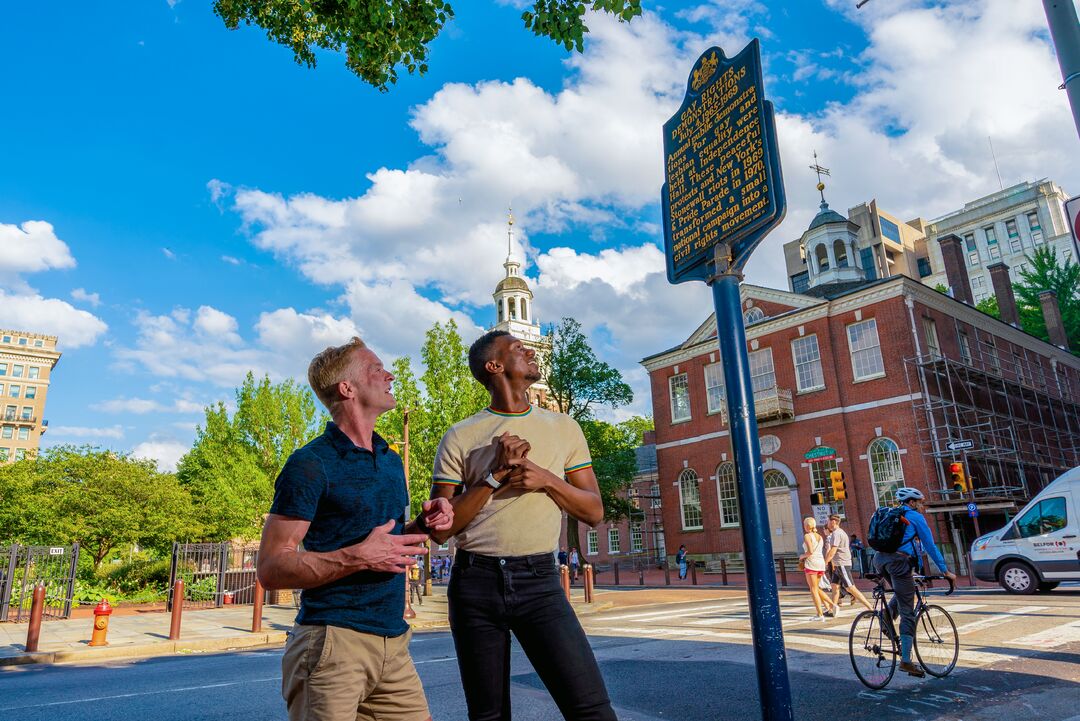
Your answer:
[1014,245,1080,350]
[975,294,999,319]
[0,446,199,570]
[177,373,326,540]
[213,0,641,90]
[543,317,633,421]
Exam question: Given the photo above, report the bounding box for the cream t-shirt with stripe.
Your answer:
[432,406,592,557]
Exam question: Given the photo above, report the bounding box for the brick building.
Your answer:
[641,205,1080,570]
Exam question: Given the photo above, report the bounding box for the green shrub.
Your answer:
[104,557,171,594]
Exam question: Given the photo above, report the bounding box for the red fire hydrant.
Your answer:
[89,599,112,647]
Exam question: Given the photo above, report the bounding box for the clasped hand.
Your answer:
[487,432,556,492]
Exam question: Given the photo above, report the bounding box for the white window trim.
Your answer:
[703,362,725,415]
[846,318,886,382]
[669,373,691,424]
[716,462,740,528]
[790,334,825,394]
[586,529,599,555]
[678,469,703,530]
[608,527,621,554]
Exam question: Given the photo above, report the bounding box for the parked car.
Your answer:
[970,466,1080,594]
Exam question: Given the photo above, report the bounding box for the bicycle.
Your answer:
[848,571,958,689]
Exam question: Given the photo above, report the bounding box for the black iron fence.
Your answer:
[0,543,79,622]
[168,542,261,610]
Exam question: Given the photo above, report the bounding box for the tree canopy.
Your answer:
[543,317,633,421]
[213,0,642,90]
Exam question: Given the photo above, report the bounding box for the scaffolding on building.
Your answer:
[903,318,1080,509]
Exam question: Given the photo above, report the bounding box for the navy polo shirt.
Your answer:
[269,422,408,637]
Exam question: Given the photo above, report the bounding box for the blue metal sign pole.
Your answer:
[709,243,793,721]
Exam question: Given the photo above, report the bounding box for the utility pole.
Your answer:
[1043,0,1080,140]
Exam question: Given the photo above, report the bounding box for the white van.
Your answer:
[970,466,1080,594]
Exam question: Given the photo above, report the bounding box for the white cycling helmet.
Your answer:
[895,487,924,502]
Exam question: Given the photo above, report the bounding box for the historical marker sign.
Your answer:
[662,40,786,283]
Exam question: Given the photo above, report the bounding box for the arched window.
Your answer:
[764,469,788,489]
[520,298,528,321]
[678,469,703,530]
[809,448,845,517]
[868,438,905,505]
[716,463,739,527]
[497,300,504,322]
[508,297,517,320]
[815,244,830,271]
[743,307,765,325]
[834,239,849,268]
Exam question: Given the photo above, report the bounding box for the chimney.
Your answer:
[937,234,973,305]
[1039,290,1071,350]
[987,262,1020,327]
[642,430,657,446]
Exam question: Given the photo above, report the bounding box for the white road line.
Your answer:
[1007,619,1080,649]
[595,602,742,623]
[954,606,1049,634]
[414,656,458,665]
[938,604,986,613]
[0,677,281,712]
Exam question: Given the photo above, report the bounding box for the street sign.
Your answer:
[661,40,786,282]
[804,446,837,462]
[947,439,974,451]
[812,504,831,527]
[967,502,979,518]
[1065,194,1080,253]
[49,547,64,555]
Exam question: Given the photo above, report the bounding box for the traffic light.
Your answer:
[830,471,847,501]
[811,492,827,506]
[949,461,968,493]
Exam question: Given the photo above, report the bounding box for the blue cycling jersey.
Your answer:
[898,507,949,574]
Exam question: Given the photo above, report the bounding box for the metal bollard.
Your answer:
[691,560,698,586]
[169,579,184,640]
[664,562,671,586]
[965,552,977,587]
[24,583,46,653]
[639,567,645,586]
[584,564,594,603]
[251,579,264,633]
[89,598,112,647]
[721,558,728,586]
[613,561,620,586]
[778,558,787,587]
[560,564,571,600]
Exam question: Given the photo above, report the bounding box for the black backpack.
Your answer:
[867,506,911,553]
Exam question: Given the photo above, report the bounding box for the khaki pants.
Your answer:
[282,624,430,721]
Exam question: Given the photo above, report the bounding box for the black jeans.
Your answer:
[448,549,616,721]
[874,551,917,637]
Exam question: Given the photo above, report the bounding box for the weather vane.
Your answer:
[809,150,831,204]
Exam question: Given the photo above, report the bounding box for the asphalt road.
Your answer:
[2,586,1078,721]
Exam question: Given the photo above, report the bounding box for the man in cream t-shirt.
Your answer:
[430,330,616,721]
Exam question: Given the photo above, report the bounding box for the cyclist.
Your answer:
[873,487,957,678]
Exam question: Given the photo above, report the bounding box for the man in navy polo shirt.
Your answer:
[258,336,453,721]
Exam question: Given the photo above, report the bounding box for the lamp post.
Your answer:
[398,409,417,620]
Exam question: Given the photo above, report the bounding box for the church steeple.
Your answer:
[503,207,522,279]
[491,208,540,340]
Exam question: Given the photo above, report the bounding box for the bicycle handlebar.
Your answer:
[916,574,955,596]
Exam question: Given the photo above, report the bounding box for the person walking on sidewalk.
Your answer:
[569,547,581,583]
[258,336,454,721]
[675,545,688,580]
[429,330,616,721]
[798,516,839,622]
[823,515,872,612]
[873,487,957,678]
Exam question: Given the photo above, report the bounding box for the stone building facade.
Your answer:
[0,330,61,463]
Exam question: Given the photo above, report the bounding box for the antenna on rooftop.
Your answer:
[988,137,1004,191]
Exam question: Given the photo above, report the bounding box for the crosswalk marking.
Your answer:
[954,606,1048,634]
[1007,619,1080,648]
[936,603,986,613]
[596,602,740,623]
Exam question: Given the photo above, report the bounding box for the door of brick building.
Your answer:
[766,491,797,555]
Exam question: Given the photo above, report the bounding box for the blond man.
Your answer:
[258,337,453,721]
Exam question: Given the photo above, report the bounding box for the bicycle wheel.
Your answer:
[914,604,958,677]
[849,610,897,689]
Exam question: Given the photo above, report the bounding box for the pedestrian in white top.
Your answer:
[798,516,839,621]
[824,514,872,612]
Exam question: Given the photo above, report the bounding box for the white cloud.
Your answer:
[94,396,207,415]
[0,289,108,348]
[221,255,242,265]
[131,439,189,473]
[0,221,75,277]
[194,305,242,345]
[162,248,176,260]
[70,288,101,307]
[46,425,124,439]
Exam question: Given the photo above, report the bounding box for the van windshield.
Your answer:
[1015,497,1068,538]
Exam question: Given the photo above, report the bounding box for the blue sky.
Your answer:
[2,1,1077,469]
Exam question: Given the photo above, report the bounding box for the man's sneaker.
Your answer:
[823,610,835,618]
[899,661,926,678]
[811,615,826,622]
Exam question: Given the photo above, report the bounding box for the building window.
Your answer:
[791,271,810,294]
[0,448,8,462]
[764,469,788,489]
[28,367,39,380]
[3,407,13,421]
[749,348,776,394]
[24,386,35,400]
[11,365,23,378]
[1027,211,1043,244]
[9,385,19,399]
[704,363,726,414]
[0,364,6,377]
[20,407,31,420]
[498,301,504,322]
[34,339,43,348]
[834,239,849,268]
[649,482,661,508]
[922,318,940,357]
[1006,219,1022,253]
[0,385,4,396]
[17,427,29,441]
[809,455,845,517]
[520,298,528,321]
[879,216,901,242]
[958,332,972,364]
[717,462,739,527]
[815,244,830,272]
[17,338,26,346]
[669,373,691,423]
[587,529,599,555]
[917,257,932,277]
[964,233,979,266]
[14,449,25,461]
[744,307,765,325]
[0,336,9,344]
[791,335,824,392]
[985,336,1001,374]
[678,469,703,530]
[630,523,644,552]
[847,319,885,381]
[1,426,11,439]
[608,527,621,554]
[984,226,1001,259]
[860,247,877,280]
[868,438,905,506]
